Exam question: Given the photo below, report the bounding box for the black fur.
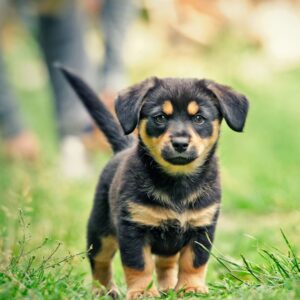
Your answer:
[205,80,249,132]
[115,77,157,135]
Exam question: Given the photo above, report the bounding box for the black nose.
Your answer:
[171,137,189,153]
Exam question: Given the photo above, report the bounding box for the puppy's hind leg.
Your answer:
[87,181,118,297]
[88,228,118,296]
[92,236,118,289]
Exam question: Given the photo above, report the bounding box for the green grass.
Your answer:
[1,214,299,299]
[0,25,300,299]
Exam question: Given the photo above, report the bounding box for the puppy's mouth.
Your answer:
[164,156,196,165]
[161,147,198,165]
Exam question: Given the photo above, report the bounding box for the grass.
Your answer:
[0,23,300,299]
[1,213,299,299]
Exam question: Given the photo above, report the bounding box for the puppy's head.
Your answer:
[115,77,249,175]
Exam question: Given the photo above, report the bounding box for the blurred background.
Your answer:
[0,0,299,298]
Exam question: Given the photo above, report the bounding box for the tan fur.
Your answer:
[187,101,200,115]
[139,119,220,175]
[155,254,179,291]
[176,245,209,294]
[124,246,159,300]
[182,184,214,206]
[142,183,214,208]
[93,236,118,287]
[162,100,174,115]
[188,120,219,157]
[127,202,219,228]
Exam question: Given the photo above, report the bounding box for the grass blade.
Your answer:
[241,255,261,282]
[281,229,300,273]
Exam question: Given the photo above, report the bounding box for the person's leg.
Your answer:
[0,48,25,139]
[0,44,39,160]
[37,0,96,139]
[100,0,136,92]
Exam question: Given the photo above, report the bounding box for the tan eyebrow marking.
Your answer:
[187,101,199,115]
[162,100,174,115]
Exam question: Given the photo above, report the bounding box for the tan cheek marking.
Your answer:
[189,120,220,158]
[155,253,179,291]
[176,245,208,293]
[128,202,219,228]
[93,236,118,287]
[187,101,199,115]
[123,246,159,297]
[162,100,174,115]
[139,119,170,161]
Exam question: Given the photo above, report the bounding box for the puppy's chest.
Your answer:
[127,199,218,230]
[149,225,191,256]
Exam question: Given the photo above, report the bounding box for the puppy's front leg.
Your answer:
[176,226,216,294]
[119,223,159,300]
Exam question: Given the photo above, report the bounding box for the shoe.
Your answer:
[59,135,93,179]
[4,131,40,161]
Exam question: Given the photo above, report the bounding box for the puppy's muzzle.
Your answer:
[171,136,190,153]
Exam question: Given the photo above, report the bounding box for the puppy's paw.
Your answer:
[176,283,209,295]
[158,278,177,292]
[126,287,159,300]
[92,284,119,299]
[184,284,209,294]
[107,285,120,299]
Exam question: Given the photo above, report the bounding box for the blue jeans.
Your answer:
[0,0,95,138]
[37,1,97,138]
[100,0,136,91]
[0,47,25,138]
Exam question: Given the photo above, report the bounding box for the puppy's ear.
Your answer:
[205,80,249,132]
[115,77,158,135]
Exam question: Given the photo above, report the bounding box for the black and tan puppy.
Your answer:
[59,66,249,300]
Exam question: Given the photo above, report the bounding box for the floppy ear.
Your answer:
[205,80,249,132]
[115,77,158,135]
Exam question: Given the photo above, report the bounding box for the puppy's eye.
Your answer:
[192,114,205,125]
[153,114,167,125]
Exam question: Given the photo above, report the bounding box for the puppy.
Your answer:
[59,66,249,299]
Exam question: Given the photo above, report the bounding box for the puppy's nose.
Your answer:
[171,137,189,153]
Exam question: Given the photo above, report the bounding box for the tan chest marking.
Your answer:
[128,202,219,228]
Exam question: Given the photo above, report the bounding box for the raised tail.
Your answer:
[56,64,132,153]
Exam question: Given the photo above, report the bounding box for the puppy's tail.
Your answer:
[56,64,132,153]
